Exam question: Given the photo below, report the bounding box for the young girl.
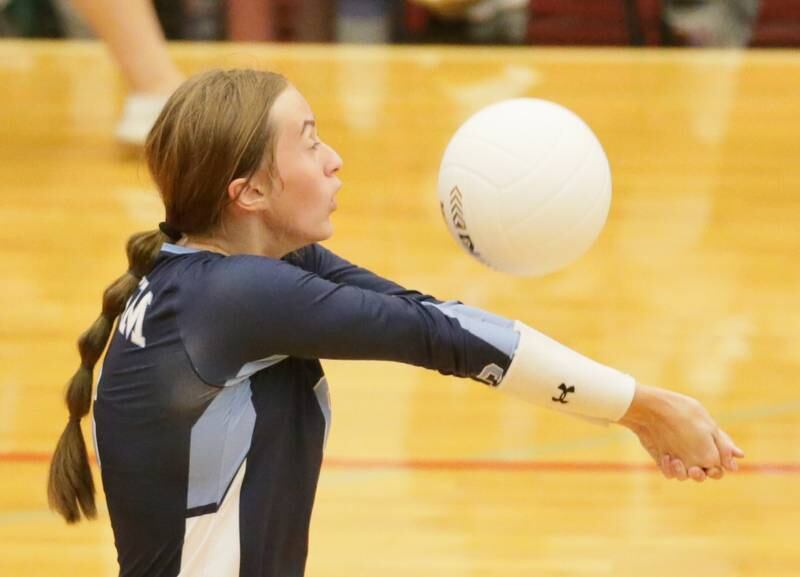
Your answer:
[48,69,743,577]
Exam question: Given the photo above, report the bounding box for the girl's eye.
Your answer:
[311,140,321,150]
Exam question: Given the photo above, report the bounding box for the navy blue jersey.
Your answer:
[93,243,519,577]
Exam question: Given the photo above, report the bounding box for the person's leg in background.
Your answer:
[67,0,185,144]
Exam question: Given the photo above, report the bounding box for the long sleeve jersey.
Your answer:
[93,242,520,577]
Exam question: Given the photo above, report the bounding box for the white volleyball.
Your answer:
[437,98,612,277]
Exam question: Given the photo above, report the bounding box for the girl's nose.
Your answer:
[325,144,343,176]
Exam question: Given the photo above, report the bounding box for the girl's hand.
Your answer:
[618,384,744,482]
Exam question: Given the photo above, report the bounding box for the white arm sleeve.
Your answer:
[499,321,636,423]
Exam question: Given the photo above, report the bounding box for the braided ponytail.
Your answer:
[49,69,289,524]
[48,230,169,523]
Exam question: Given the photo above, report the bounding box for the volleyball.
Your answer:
[437,98,612,277]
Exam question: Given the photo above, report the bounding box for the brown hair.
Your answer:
[48,69,289,523]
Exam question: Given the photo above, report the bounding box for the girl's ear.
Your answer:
[228,177,268,212]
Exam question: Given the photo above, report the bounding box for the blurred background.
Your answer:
[2,0,799,47]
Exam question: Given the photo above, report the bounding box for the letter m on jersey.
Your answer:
[118,277,153,348]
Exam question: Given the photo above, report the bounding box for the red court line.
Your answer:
[2,452,798,475]
[323,458,800,475]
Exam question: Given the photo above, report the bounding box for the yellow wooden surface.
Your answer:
[0,40,799,577]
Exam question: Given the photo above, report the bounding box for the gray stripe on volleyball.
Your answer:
[187,383,256,510]
[422,301,518,358]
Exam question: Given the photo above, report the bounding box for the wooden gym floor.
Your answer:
[0,41,798,576]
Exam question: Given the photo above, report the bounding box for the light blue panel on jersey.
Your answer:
[161,243,201,255]
[422,301,519,358]
[187,383,256,511]
[224,354,288,388]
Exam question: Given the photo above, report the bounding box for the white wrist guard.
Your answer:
[499,321,636,423]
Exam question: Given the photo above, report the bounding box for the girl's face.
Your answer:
[260,86,343,249]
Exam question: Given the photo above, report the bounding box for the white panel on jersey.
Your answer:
[178,459,247,577]
[92,364,104,469]
[313,377,332,448]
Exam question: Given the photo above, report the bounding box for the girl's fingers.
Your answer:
[713,429,742,471]
[711,430,733,470]
[688,466,706,482]
[671,458,688,481]
[718,428,745,459]
[661,454,674,479]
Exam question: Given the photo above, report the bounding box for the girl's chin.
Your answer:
[312,221,333,242]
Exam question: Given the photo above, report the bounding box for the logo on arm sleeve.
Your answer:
[552,383,575,404]
[118,277,153,348]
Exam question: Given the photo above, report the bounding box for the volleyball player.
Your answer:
[48,69,744,577]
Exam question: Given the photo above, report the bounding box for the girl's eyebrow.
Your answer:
[300,119,316,136]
